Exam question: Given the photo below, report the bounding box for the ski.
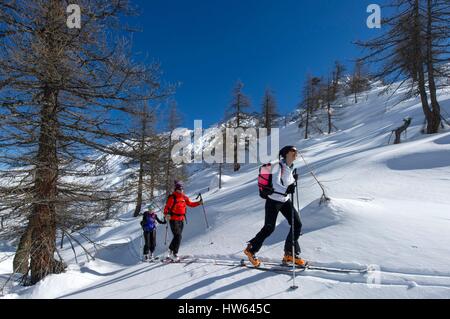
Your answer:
[261,260,367,274]
[141,255,161,263]
[157,255,368,274]
[146,256,160,263]
[239,259,306,274]
[161,255,193,264]
[239,258,367,274]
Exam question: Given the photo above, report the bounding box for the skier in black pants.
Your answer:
[163,181,202,261]
[244,145,304,268]
[140,204,166,261]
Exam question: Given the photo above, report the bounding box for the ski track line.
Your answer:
[190,255,450,279]
[157,255,450,289]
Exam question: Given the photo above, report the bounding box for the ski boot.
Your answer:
[164,250,173,262]
[244,244,261,268]
[165,250,180,263]
[282,253,307,268]
[172,253,181,263]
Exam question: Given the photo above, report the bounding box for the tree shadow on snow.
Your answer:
[165,268,279,299]
[56,262,166,299]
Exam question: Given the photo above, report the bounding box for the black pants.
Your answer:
[249,198,302,255]
[143,229,156,255]
[169,220,184,254]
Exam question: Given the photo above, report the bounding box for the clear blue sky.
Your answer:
[129,0,386,128]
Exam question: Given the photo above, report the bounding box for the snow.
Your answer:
[1,82,450,299]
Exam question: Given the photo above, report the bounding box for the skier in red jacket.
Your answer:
[164,181,202,261]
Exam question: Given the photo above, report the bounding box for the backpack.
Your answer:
[258,163,280,199]
[258,162,295,199]
[166,194,188,223]
[140,211,156,232]
[168,194,177,214]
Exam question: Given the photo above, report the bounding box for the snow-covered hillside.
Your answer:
[1,83,450,299]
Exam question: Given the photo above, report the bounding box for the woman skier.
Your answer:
[140,203,166,261]
[163,181,203,261]
[244,145,305,268]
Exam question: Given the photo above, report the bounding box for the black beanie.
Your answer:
[279,145,297,159]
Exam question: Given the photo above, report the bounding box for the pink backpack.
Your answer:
[258,163,284,199]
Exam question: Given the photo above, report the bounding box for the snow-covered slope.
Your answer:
[1,84,450,299]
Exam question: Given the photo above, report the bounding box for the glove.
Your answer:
[286,184,296,195]
[293,172,299,182]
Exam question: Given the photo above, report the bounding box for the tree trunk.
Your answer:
[236,94,241,128]
[218,163,222,189]
[327,101,332,134]
[150,163,155,201]
[304,108,310,139]
[233,140,240,172]
[394,118,412,144]
[133,159,144,217]
[13,225,32,274]
[60,232,64,249]
[265,97,271,136]
[425,0,441,134]
[413,0,434,134]
[29,88,63,285]
[234,94,241,172]
[165,135,173,196]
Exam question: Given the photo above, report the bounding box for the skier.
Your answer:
[244,145,305,268]
[140,203,166,261]
[163,181,203,261]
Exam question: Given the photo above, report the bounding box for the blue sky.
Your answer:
[129,0,386,128]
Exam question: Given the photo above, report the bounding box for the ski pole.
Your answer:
[197,193,210,229]
[197,193,213,245]
[164,221,169,246]
[290,192,298,290]
[295,177,303,227]
[148,199,169,246]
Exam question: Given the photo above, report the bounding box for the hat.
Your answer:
[174,181,184,191]
[279,145,298,159]
[147,203,155,210]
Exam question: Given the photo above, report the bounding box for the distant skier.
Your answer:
[164,181,203,261]
[244,145,305,268]
[140,203,166,261]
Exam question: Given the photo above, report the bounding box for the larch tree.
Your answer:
[164,100,183,196]
[261,88,279,136]
[357,0,449,134]
[226,80,251,172]
[347,59,370,104]
[0,0,167,284]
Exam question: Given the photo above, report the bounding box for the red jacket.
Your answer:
[164,192,201,221]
